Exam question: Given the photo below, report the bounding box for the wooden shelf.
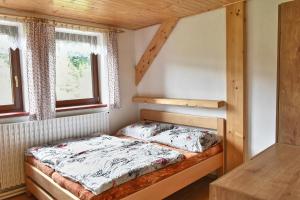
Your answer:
[132,96,226,109]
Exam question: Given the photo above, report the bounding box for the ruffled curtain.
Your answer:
[55,31,99,54]
[0,24,19,50]
[26,19,56,120]
[106,31,120,109]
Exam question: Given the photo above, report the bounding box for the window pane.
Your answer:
[56,41,94,101]
[0,37,13,105]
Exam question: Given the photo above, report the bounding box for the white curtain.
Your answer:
[0,24,19,50]
[106,31,120,109]
[55,31,99,54]
[26,20,56,120]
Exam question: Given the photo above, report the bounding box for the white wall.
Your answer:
[247,0,290,156]
[135,9,226,118]
[134,0,291,157]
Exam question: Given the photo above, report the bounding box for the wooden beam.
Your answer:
[277,1,300,145]
[133,96,226,109]
[226,1,247,171]
[135,19,178,85]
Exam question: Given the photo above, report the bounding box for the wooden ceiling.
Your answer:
[0,0,242,29]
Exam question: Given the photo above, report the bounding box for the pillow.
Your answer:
[149,126,220,152]
[117,121,174,140]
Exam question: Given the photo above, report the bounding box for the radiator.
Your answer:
[0,112,109,191]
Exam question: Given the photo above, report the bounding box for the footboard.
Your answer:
[25,152,223,200]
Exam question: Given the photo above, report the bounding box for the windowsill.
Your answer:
[56,104,107,112]
[0,105,107,119]
[0,112,29,119]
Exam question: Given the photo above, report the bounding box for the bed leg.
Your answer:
[26,186,33,198]
[26,190,33,198]
[216,167,224,177]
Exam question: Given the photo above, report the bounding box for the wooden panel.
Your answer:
[25,163,78,200]
[277,1,300,145]
[140,109,219,129]
[210,144,300,200]
[0,0,243,29]
[226,1,246,171]
[133,96,226,108]
[135,19,178,85]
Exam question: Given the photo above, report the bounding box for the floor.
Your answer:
[7,176,215,200]
[166,176,214,200]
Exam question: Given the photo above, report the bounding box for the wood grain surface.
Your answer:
[277,0,300,146]
[210,144,300,200]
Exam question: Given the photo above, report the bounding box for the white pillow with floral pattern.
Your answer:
[117,121,174,140]
[149,126,220,152]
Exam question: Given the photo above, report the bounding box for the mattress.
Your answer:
[26,142,222,200]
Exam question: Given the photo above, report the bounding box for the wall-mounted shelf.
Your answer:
[132,96,226,109]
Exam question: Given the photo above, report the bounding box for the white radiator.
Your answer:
[0,112,109,191]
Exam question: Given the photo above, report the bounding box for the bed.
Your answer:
[25,109,226,200]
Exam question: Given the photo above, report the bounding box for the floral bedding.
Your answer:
[27,135,127,167]
[27,135,184,195]
[117,120,174,140]
[149,126,220,152]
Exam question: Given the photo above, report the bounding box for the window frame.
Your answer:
[56,53,101,108]
[0,48,24,113]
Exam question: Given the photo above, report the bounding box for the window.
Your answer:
[0,24,23,113]
[55,30,101,108]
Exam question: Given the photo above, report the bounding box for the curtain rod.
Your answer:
[0,7,124,33]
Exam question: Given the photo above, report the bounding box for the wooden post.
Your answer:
[135,19,178,85]
[226,1,247,171]
[277,1,300,146]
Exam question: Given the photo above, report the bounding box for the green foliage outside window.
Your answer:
[57,52,91,99]
[69,54,89,75]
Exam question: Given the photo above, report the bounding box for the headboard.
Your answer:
[140,109,226,173]
[140,109,226,146]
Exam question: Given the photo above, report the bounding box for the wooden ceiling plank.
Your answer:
[0,0,243,29]
[135,18,178,85]
[0,7,121,31]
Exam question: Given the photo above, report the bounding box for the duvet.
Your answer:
[27,135,184,195]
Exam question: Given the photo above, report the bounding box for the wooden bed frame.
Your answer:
[25,109,226,200]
